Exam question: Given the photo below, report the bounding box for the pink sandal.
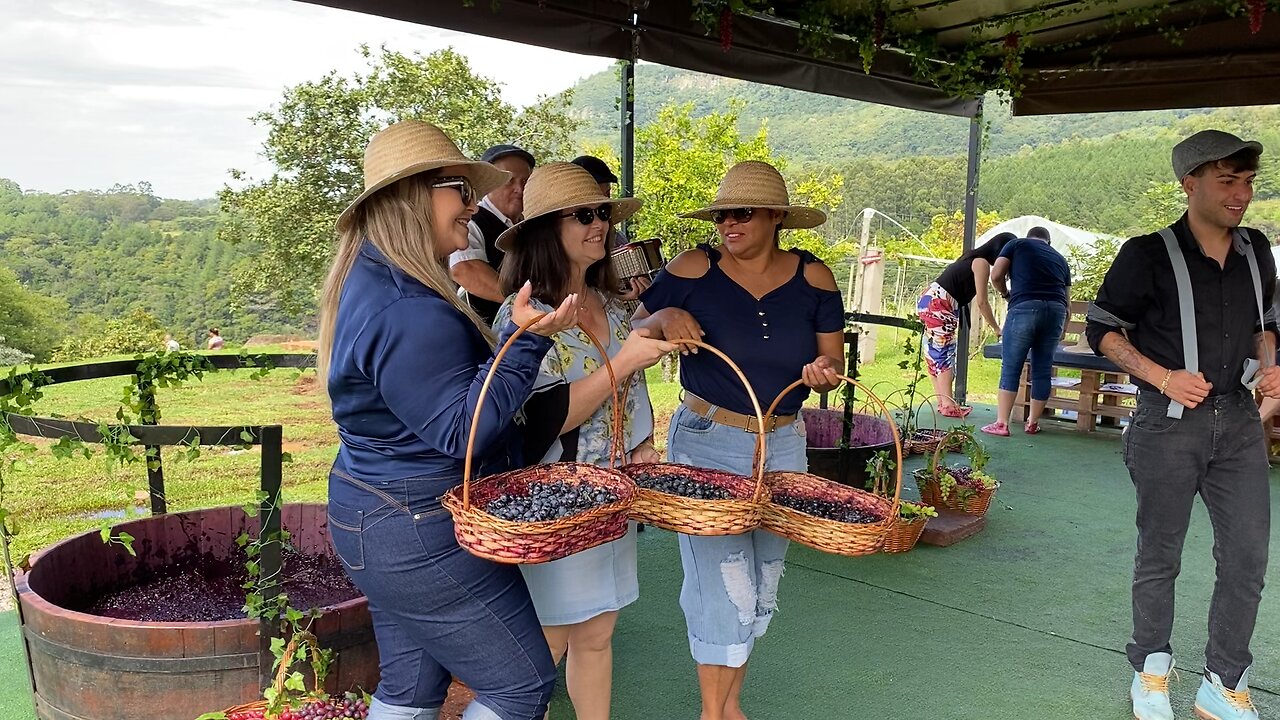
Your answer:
[980,421,1010,437]
[939,405,973,419]
[1024,421,1041,435]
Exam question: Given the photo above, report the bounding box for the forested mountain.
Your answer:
[570,64,1215,161]
[0,179,304,359]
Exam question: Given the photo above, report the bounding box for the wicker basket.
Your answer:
[915,429,998,517]
[442,319,635,564]
[881,515,929,553]
[761,375,903,557]
[619,339,767,536]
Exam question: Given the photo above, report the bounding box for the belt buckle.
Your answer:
[744,414,777,433]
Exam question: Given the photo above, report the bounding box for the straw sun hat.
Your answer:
[681,160,826,229]
[336,120,511,231]
[495,162,642,253]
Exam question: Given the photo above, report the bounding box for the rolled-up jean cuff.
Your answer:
[460,699,504,720]
[753,612,775,638]
[370,697,441,720]
[690,633,754,668]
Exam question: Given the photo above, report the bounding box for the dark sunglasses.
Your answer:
[430,176,476,206]
[711,207,755,224]
[559,205,613,225]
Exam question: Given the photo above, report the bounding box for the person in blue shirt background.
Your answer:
[984,226,1072,437]
[317,120,579,720]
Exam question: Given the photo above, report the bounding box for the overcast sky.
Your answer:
[1,0,613,199]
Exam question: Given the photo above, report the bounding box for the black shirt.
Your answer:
[936,235,1009,307]
[1085,213,1278,394]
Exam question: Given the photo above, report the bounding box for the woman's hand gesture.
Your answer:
[616,328,678,375]
[801,355,842,393]
[628,440,661,465]
[655,308,705,355]
[511,281,579,337]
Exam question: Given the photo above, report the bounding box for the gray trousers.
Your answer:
[1124,389,1270,687]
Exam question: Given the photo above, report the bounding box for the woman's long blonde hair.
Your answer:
[317,173,495,393]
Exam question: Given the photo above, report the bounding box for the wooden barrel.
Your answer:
[15,504,377,720]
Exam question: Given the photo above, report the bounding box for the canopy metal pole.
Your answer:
[954,98,984,406]
[619,18,637,221]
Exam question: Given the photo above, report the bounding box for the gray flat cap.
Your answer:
[1172,129,1263,180]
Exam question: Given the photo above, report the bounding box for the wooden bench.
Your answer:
[982,300,1136,432]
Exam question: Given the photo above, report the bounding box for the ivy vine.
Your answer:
[693,0,1278,99]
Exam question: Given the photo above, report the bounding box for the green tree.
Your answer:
[0,265,67,361]
[53,309,167,361]
[1065,236,1123,301]
[219,45,583,315]
[1137,180,1185,230]
[879,209,1002,260]
[629,102,846,264]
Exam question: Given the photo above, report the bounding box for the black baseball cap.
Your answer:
[481,144,536,169]
[571,155,619,184]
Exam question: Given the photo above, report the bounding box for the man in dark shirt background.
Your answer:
[983,226,1071,436]
[1086,130,1280,720]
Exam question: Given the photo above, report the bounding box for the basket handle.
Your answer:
[764,376,904,516]
[271,630,323,700]
[462,316,623,510]
[928,426,970,484]
[666,337,769,501]
[915,394,941,430]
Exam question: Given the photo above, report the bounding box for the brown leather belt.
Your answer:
[682,392,797,433]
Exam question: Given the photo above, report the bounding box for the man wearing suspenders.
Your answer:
[1087,130,1280,720]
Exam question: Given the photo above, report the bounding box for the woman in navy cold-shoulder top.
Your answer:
[317,121,580,720]
[633,161,845,720]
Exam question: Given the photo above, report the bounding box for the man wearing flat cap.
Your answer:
[450,144,535,325]
[1087,130,1280,720]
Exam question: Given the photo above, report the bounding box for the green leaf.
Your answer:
[99,527,111,544]
[284,671,307,692]
[280,452,293,464]
[195,713,229,720]
[240,430,254,443]
[235,532,251,548]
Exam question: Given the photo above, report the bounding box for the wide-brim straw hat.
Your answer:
[681,160,826,229]
[337,120,511,231]
[495,162,642,253]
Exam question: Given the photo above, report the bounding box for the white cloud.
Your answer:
[0,0,612,198]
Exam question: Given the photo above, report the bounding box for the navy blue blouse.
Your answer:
[328,244,552,487]
[640,244,845,416]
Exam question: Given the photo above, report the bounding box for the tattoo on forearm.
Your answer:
[1101,333,1153,382]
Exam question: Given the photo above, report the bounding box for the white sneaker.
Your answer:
[1132,653,1175,720]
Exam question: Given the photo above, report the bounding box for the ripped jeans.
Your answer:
[667,403,808,667]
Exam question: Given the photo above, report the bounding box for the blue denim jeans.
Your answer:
[328,471,556,720]
[998,299,1068,400]
[667,403,808,667]
[1123,390,1270,688]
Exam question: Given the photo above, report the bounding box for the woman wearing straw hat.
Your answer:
[319,120,580,720]
[492,162,676,720]
[632,160,845,720]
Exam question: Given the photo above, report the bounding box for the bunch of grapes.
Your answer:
[773,494,881,524]
[226,693,369,720]
[632,472,734,500]
[485,481,620,522]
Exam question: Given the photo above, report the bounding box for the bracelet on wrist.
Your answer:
[1158,369,1172,395]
